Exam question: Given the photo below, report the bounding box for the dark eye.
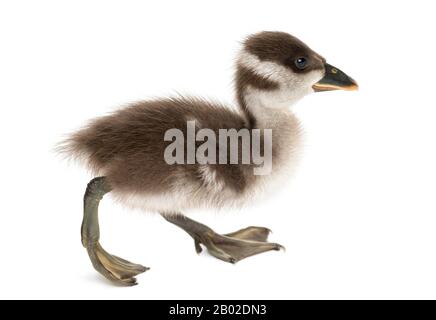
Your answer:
[294,57,307,70]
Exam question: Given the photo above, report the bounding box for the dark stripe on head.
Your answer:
[234,64,280,128]
[244,31,325,74]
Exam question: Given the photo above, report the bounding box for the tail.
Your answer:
[55,125,104,174]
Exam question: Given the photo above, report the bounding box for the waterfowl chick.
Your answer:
[63,31,357,286]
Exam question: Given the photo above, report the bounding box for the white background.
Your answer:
[1,0,435,299]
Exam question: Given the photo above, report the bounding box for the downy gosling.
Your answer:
[62,31,358,286]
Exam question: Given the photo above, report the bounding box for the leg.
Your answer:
[161,213,284,263]
[82,177,148,286]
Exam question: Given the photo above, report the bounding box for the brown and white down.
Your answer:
[62,31,358,286]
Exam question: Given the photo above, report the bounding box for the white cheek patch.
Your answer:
[238,50,290,83]
[300,69,324,95]
[238,50,324,108]
[243,70,324,110]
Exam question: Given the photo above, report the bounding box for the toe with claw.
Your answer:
[86,242,149,286]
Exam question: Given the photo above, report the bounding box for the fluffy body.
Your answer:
[62,31,326,214]
[63,96,302,212]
